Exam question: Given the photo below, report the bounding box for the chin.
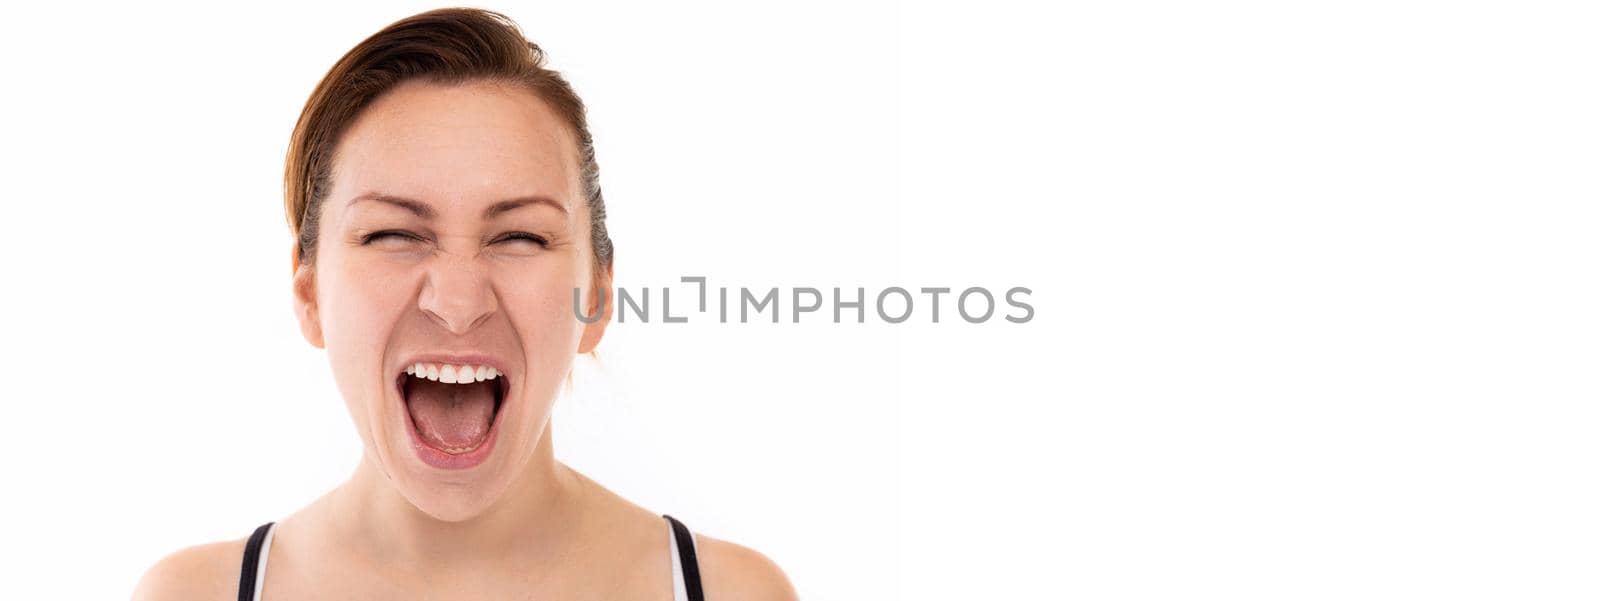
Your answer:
[379,429,533,523]
[396,476,512,522]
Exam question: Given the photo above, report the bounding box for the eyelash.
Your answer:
[360,230,418,244]
[496,232,550,247]
[361,230,549,248]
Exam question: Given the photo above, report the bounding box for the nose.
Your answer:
[417,253,498,334]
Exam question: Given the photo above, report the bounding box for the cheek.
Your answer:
[322,253,415,337]
[318,259,411,402]
[501,266,579,332]
[494,262,585,372]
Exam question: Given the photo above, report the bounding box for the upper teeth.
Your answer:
[405,362,499,384]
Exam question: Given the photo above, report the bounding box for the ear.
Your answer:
[577,265,613,354]
[291,244,325,349]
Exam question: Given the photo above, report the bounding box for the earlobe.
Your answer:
[291,248,325,349]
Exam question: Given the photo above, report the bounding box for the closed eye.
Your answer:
[495,232,549,248]
[361,230,424,245]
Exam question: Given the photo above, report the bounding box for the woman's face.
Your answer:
[292,80,609,521]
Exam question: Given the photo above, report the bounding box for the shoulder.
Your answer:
[693,532,799,601]
[131,537,248,601]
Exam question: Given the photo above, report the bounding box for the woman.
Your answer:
[134,8,796,601]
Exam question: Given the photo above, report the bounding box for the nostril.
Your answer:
[417,273,499,335]
[419,307,496,336]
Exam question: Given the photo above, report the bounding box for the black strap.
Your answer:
[237,518,703,600]
[663,514,705,601]
[237,522,274,601]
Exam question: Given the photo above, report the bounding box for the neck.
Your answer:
[331,419,582,568]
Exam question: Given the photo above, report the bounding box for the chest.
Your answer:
[252,539,673,601]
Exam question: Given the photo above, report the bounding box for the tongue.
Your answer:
[406,378,497,452]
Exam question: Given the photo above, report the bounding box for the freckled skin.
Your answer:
[133,81,797,601]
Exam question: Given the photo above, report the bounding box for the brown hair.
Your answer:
[285,7,613,273]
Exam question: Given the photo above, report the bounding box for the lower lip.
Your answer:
[397,376,507,470]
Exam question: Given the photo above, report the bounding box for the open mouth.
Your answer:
[395,362,508,457]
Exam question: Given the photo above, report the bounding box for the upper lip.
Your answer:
[396,352,513,380]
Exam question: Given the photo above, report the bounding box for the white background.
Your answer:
[2,1,1597,599]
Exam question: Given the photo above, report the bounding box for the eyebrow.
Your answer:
[346,193,569,219]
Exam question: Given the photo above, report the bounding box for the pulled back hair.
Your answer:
[285,7,613,272]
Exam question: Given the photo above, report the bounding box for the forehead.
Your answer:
[329,79,581,214]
